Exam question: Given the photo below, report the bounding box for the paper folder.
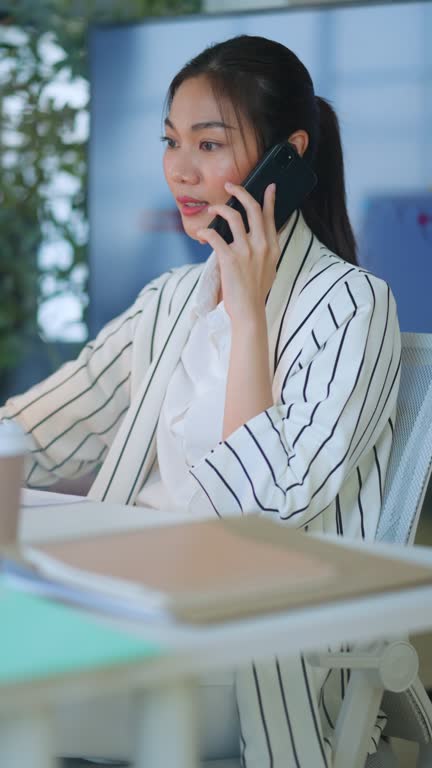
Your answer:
[6,515,432,624]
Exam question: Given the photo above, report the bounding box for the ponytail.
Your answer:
[302,96,357,265]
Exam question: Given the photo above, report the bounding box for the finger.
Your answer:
[207,203,250,246]
[196,226,234,258]
[262,182,278,246]
[224,181,264,238]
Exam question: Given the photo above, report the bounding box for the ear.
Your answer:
[288,130,309,157]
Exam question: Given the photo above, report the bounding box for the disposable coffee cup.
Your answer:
[0,421,29,547]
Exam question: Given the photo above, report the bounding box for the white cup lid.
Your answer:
[0,420,30,456]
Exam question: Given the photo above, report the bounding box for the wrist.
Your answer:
[230,304,267,335]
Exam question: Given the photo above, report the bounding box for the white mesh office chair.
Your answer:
[308,332,432,768]
[374,332,432,768]
[200,332,432,768]
[60,333,432,768]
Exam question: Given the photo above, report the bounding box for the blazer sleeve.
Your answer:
[189,272,401,526]
[0,273,169,486]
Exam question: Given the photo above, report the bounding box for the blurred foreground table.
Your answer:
[2,492,432,768]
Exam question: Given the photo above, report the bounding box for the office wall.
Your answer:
[89,2,432,333]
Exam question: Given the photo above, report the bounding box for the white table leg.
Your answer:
[0,708,57,768]
[132,678,199,768]
[333,670,383,768]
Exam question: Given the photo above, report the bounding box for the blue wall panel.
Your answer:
[89,2,432,334]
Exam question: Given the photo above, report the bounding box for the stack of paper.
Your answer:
[4,512,432,625]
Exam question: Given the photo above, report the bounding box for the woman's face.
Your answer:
[163,75,260,241]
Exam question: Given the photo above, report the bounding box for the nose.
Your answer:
[170,167,200,184]
[167,154,200,185]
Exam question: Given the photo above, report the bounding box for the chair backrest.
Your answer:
[376,333,432,545]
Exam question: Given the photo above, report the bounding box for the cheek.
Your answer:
[213,158,242,182]
[162,154,171,186]
[207,159,245,200]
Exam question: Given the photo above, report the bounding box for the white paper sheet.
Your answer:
[19,488,202,543]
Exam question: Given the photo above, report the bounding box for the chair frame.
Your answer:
[309,332,432,768]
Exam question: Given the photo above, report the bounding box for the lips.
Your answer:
[177,196,209,217]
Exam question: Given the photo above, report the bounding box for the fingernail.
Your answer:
[207,206,214,213]
[225,181,233,189]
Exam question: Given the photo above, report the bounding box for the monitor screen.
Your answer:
[89,1,432,334]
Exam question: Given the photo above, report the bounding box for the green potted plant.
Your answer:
[0,0,199,401]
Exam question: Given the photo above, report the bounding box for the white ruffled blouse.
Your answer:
[135,252,230,513]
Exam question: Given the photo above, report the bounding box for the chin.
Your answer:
[182,219,206,243]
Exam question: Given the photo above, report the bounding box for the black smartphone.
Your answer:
[207,140,317,245]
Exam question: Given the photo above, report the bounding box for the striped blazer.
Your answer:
[2,211,401,543]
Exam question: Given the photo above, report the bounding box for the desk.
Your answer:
[2,492,432,768]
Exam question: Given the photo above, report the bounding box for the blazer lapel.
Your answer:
[88,269,200,505]
[266,210,317,376]
[89,214,318,506]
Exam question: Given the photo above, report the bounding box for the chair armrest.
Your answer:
[308,641,419,692]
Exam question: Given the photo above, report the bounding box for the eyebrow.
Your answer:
[164,117,236,132]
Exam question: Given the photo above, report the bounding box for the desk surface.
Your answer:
[3,490,432,710]
[0,583,162,691]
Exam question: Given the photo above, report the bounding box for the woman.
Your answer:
[1,35,400,766]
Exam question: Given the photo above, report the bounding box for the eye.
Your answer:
[160,135,177,149]
[200,141,221,152]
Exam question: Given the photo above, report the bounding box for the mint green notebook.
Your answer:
[0,584,162,685]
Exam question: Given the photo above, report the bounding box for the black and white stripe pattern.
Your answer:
[1,267,200,490]
[235,655,330,767]
[186,213,400,765]
[190,226,400,543]
[1,211,401,766]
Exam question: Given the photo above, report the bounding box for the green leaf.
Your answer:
[0,0,201,372]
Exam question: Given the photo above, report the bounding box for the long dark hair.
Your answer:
[166,35,357,265]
